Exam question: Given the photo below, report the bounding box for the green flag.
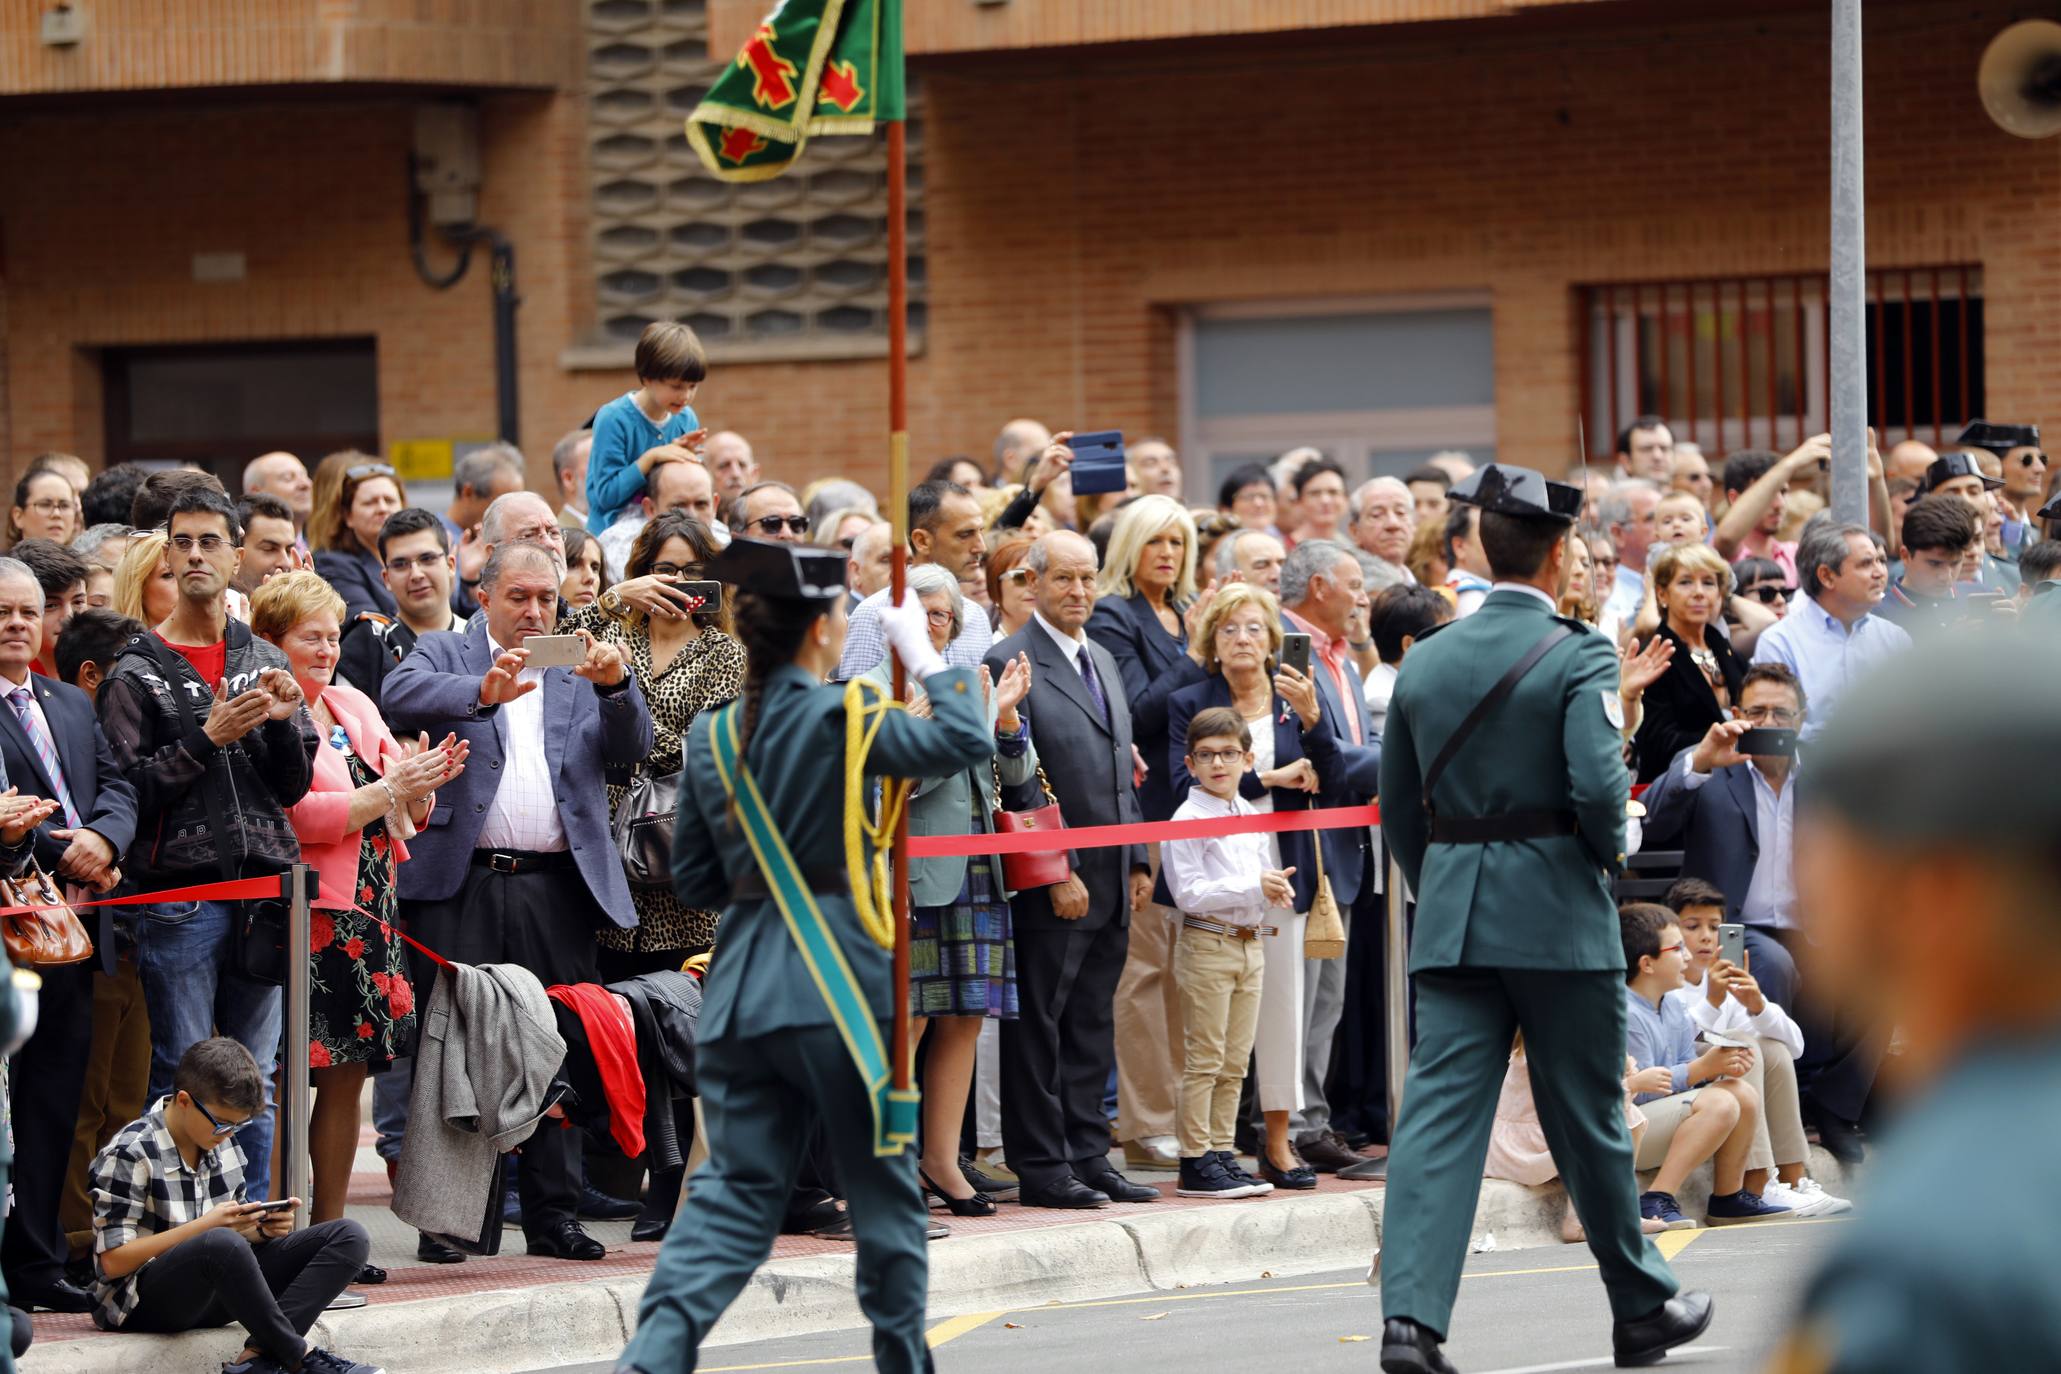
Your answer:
[685,0,905,183]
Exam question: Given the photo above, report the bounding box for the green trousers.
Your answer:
[619,1022,933,1374]
[1381,968,1678,1335]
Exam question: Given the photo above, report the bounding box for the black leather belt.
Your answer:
[472,849,576,874]
[1429,810,1579,844]
[732,868,851,901]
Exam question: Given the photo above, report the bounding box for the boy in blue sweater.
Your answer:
[1620,902,1793,1229]
[586,321,707,533]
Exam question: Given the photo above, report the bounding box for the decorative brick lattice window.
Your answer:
[573,0,925,366]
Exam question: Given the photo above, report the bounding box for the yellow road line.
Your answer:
[1654,1229,1705,1260]
[925,1310,1004,1347]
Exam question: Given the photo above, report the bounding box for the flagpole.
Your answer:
[886,115,913,1097]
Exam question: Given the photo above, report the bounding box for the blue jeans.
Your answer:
[371,1055,412,1164]
[133,899,281,1198]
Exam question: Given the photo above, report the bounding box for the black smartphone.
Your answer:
[1279,632,1312,678]
[1737,726,1798,757]
[1068,430,1128,495]
[249,1198,297,1214]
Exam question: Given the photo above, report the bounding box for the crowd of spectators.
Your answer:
[1,344,2057,1373]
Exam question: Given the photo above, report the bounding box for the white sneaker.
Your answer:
[1785,1176,1855,1216]
[1764,1178,1842,1217]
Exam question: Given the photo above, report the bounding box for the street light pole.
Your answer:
[1829,0,1868,524]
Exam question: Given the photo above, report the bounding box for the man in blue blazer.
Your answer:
[383,541,652,1260]
[0,558,137,1312]
[1279,540,1384,1172]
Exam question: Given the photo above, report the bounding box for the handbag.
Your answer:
[612,766,683,892]
[991,762,1070,891]
[1303,833,1346,960]
[0,863,93,967]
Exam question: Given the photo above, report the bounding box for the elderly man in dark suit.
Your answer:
[984,530,1158,1210]
[0,557,137,1313]
[383,540,653,1260]
[1277,539,1384,1173]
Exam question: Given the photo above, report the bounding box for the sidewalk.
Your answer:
[24,1131,1855,1374]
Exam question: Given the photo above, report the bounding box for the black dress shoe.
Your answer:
[1297,1131,1363,1173]
[960,1156,1018,1199]
[630,1214,670,1243]
[813,1214,855,1241]
[1258,1155,1318,1190]
[1809,1107,1867,1165]
[921,1171,997,1217]
[1381,1317,1458,1374]
[1018,1177,1110,1210]
[578,1181,642,1221]
[416,1232,467,1264]
[1081,1168,1159,1204]
[526,1219,607,1261]
[1338,1154,1390,1182]
[355,1263,388,1285]
[17,1279,93,1314]
[1612,1290,1713,1368]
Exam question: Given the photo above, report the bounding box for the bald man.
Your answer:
[1885,440,1938,486]
[242,451,313,536]
[1352,477,1417,571]
[703,431,759,508]
[994,418,1053,487]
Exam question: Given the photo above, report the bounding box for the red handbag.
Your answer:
[992,763,1069,891]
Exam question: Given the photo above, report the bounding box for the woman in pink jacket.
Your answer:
[251,572,466,1240]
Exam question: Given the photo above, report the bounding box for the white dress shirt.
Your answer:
[1362,661,1399,736]
[1033,610,1085,663]
[1665,979,1806,1059]
[1749,597,1912,740]
[1161,786,1278,929]
[1604,562,1646,626]
[477,635,568,852]
[1672,750,1798,930]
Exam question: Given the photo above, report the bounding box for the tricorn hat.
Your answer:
[1447,463,1584,524]
[1921,451,2006,495]
[706,537,846,602]
[1953,420,2040,456]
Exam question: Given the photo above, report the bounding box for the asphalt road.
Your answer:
[535,1216,1842,1374]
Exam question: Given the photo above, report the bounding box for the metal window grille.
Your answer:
[575,0,925,365]
[1580,266,1984,460]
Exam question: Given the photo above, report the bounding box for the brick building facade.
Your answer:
[2,0,2053,504]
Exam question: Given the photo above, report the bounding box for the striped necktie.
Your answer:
[9,684,78,828]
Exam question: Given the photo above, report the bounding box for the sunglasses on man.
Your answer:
[747,514,811,535]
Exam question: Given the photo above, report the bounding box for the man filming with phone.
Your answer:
[381,540,652,1263]
[1641,662,1883,1165]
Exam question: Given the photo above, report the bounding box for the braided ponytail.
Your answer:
[730,589,823,754]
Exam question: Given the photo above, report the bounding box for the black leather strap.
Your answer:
[1429,809,1579,844]
[732,867,850,901]
[1422,623,1576,809]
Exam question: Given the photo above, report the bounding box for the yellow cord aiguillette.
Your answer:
[843,676,911,950]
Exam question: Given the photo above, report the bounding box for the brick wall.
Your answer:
[4,1,2057,502]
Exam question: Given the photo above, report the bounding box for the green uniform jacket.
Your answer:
[1379,587,1629,973]
[675,663,993,1043]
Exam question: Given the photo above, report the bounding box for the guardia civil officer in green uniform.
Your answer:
[1772,625,2061,1374]
[616,539,994,1374]
[1376,465,1707,1374]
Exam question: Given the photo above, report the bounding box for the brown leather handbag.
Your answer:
[1303,838,1346,960]
[1,863,93,967]
[992,763,1070,891]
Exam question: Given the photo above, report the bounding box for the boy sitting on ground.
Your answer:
[90,1038,382,1374]
[1663,879,1852,1217]
[1620,903,1795,1229]
[1161,707,1298,1200]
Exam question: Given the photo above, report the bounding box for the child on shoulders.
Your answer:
[586,321,708,533]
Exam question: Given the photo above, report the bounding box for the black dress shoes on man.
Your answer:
[630,1214,670,1243]
[526,1219,607,1261]
[1296,1130,1364,1173]
[1612,1290,1714,1367]
[578,1182,643,1221]
[16,1279,93,1314]
[415,1232,467,1264]
[1080,1167,1159,1204]
[1806,1103,1866,1165]
[1380,1317,1458,1374]
[1018,1177,1110,1209]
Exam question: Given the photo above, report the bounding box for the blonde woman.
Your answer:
[111,530,178,626]
[1084,493,1213,1165]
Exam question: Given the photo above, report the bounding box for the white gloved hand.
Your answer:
[878,588,950,683]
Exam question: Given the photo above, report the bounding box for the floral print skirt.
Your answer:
[307,748,417,1069]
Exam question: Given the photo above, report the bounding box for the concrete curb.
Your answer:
[23,1148,1857,1374]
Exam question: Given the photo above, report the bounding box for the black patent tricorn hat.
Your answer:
[1447,462,1584,524]
[707,536,846,602]
[1953,420,2040,455]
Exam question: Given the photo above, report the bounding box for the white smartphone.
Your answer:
[521,634,587,668]
[1717,922,1747,969]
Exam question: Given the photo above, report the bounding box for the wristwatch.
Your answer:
[598,587,632,620]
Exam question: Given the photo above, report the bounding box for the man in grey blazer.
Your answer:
[983,531,1158,1210]
[383,541,653,1260]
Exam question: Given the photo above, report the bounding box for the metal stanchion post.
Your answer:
[1385,856,1409,1133]
[280,863,313,1217]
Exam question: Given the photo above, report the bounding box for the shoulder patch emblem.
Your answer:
[1602,690,1625,731]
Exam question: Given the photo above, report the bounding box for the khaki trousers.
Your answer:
[1172,925,1265,1158]
[1738,1036,1808,1172]
[1113,846,1183,1142]
[61,958,153,1259]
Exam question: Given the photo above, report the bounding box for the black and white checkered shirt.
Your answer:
[88,1096,248,1329]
